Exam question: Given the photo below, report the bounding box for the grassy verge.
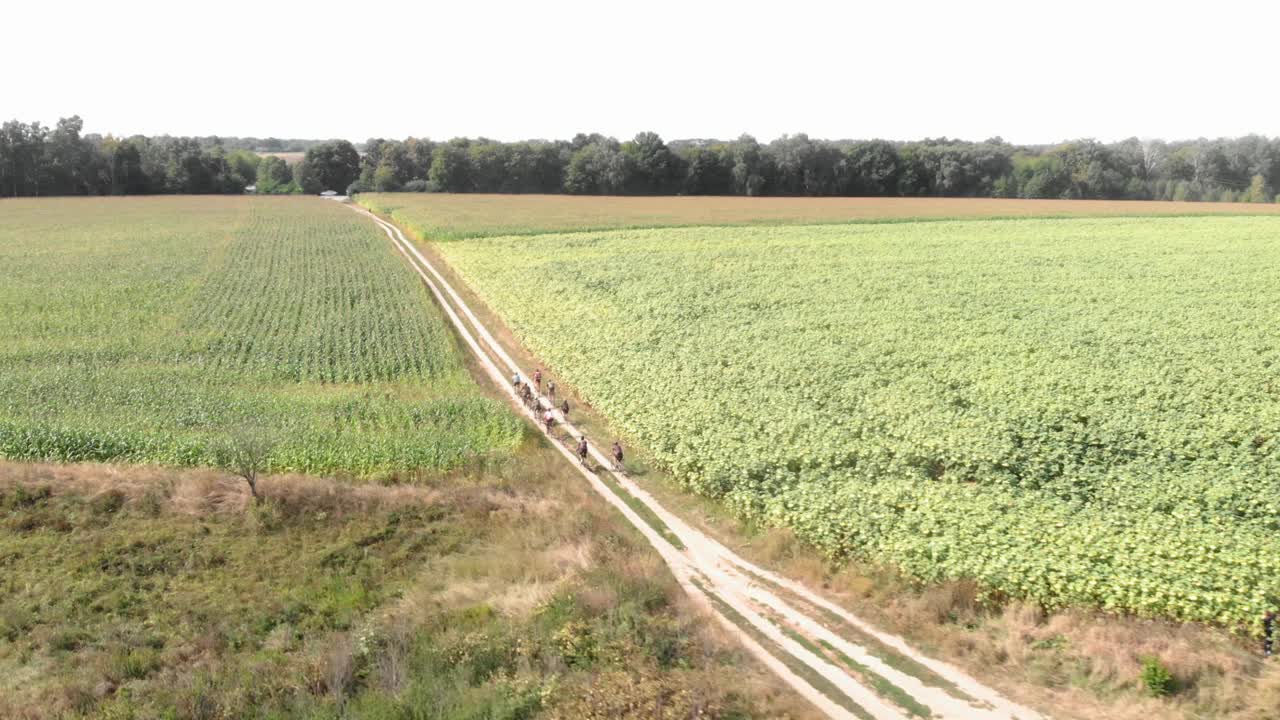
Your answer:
[746,600,933,718]
[592,461,685,551]
[741,567,976,705]
[0,456,817,720]
[816,640,933,719]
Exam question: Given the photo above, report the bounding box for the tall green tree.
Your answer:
[565,138,628,194]
[681,144,732,195]
[226,149,260,187]
[302,140,360,192]
[293,159,322,194]
[844,140,901,196]
[728,135,769,196]
[428,140,474,192]
[622,132,678,194]
[256,155,293,193]
[1,120,47,196]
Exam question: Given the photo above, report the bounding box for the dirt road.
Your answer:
[352,203,1049,720]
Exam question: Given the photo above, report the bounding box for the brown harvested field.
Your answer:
[255,151,305,165]
[357,192,1280,240]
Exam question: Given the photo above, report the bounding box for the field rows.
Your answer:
[184,202,463,383]
[0,197,521,477]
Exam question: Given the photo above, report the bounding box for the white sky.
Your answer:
[6,0,1279,145]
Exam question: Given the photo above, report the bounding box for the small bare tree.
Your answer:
[212,430,275,503]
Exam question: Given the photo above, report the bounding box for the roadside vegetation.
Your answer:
[0,457,814,720]
[738,525,1280,720]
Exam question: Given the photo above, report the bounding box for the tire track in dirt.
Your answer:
[348,201,1049,720]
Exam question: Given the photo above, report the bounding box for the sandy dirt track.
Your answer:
[350,201,1050,720]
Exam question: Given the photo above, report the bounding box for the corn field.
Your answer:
[0,196,521,477]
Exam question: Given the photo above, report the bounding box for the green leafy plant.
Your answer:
[1140,656,1175,697]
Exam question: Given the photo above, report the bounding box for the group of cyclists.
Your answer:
[511,367,624,471]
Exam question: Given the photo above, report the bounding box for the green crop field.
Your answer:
[0,197,520,477]
[435,215,1280,629]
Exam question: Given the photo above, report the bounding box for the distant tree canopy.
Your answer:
[3,115,1279,203]
[255,155,293,194]
[301,140,360,193]
[343,132,1280,205]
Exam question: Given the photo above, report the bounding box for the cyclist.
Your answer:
[511,372,520,389]
[543,408,555,433]
[534,368,543,391]
[560,399,570,419]
[548,380,556,401]
[611,440,624,471]
[576,436,589,464]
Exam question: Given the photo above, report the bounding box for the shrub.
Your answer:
[138,488,165,517]
[48,628,91,652]
[547,669,724,720]
[554,620,597,669]
[3,484,52,509]
[104,647,162,683]
[91,490,127,516]
[1140,655,1175,697]
[0,602,36,641]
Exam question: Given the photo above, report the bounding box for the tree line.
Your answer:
[4,115,1279,203]
[356,132,1279,203]
[0,116,361,197]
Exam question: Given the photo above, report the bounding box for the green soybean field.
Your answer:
[0,197,520,476]
[435,215,1280,629]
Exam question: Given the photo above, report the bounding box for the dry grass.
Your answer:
[0,461,439,517]
[255,151,305,166]
[745,526,1276,720]
[0,458,595,615]
[359,192,1280,240]
[0,451,821,719]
